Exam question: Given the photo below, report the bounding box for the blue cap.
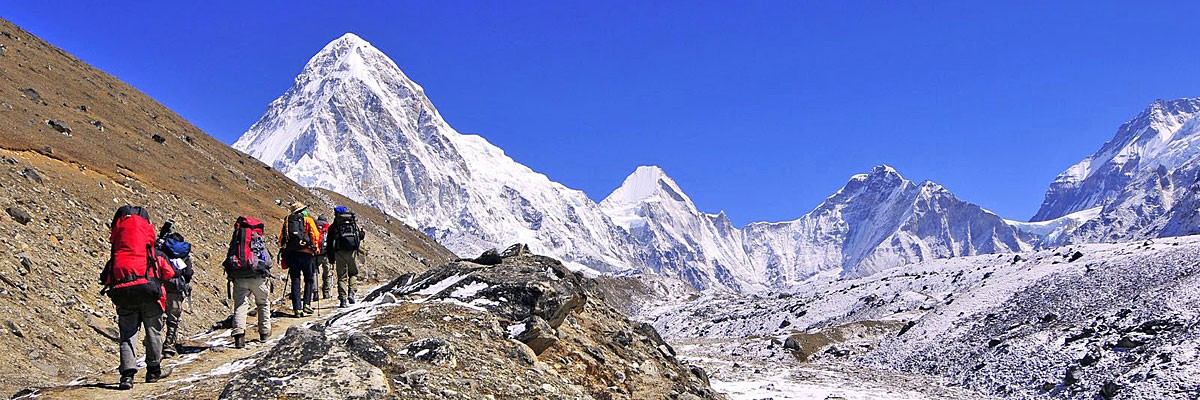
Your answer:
[335,205,348,213]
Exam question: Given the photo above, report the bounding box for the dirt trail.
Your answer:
[20,299,347,400]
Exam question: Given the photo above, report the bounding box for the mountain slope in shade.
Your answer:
[234,33,640,273]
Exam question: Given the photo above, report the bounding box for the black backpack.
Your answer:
[284,213,310,251]
[334,212,362,251]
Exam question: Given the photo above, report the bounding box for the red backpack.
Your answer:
[101,206,171,307]
[224,216,272,277]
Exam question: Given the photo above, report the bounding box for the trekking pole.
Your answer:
[227,278,233,326]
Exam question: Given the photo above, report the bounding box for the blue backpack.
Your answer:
[160,235,192,259]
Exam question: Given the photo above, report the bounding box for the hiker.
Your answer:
[280,201,321,317]
[326,205,366,308]
[99,205,176,390]
[155,220,194,358]
[222,216,273,349]
[315,214,332,300]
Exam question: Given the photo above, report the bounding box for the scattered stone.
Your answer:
[824,346,851,357]
[89,120,103,131]
[506,339,538,366]
[346,332,390,368]
[514,315,558,355]
[1063,366,1082,386]
[1065,328,1095,344]
[1080,349,1101,367]
[1069,251,1083,262]
[5,320,23,338]
[396,369,428,386]
[19,257,33,274]
[469,248,503,265]
[1114,334,1147,349]
[46,119,71,134]
[151,134,166,144]
[1135,319,1177,335]
[500,243,529,258]
[1040,313,1058,323]
[6,207,32,225]
[20,167,43,184]
[405,337,455,366]
[20,88,41,103]
[1099,381,1120,399]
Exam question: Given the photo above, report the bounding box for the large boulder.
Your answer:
[391,247,588,330]
[220,326,390,399]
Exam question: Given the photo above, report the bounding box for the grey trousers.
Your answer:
[333,250,359,301]
[117,301,164,373]
[316,254,331,297]
[164,292,183,348]
[232,276,271,338]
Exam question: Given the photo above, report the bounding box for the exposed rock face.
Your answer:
[225,248,724,400]
[220,326,391,400]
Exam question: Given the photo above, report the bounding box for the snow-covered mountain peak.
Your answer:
[599,165,702,232]
[602,165,693,207]
[1032,97,1200,222]
[236,33,640,275]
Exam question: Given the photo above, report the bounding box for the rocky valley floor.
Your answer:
[647,237,1200,399]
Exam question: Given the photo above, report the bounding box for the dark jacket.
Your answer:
[325,212,365,253]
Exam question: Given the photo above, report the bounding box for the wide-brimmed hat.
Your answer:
[289,201,308,214]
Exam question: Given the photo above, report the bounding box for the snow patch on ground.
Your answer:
[449,281,489,299]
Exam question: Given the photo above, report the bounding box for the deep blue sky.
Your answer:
[6,2,1199,224]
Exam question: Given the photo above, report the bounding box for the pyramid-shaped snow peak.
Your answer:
[234,33,639,276]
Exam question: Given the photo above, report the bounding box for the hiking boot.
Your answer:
[339,299,348,308]
[145,366,172,383]
[349,295,357,305]
[295,309,305,318]
[118,371,135,390]
[303,305,314,314]
[234,333,246,349]
[322,290,331,300]
[260,331,270,342]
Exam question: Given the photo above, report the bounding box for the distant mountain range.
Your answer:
[235,33,1200,292]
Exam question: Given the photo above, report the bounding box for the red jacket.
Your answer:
[105,214,176,310]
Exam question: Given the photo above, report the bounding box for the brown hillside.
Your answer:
[0,17,452,393]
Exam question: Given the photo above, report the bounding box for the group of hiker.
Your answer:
[97,201,366,390]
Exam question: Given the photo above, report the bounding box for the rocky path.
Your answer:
[16,299,348,400]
